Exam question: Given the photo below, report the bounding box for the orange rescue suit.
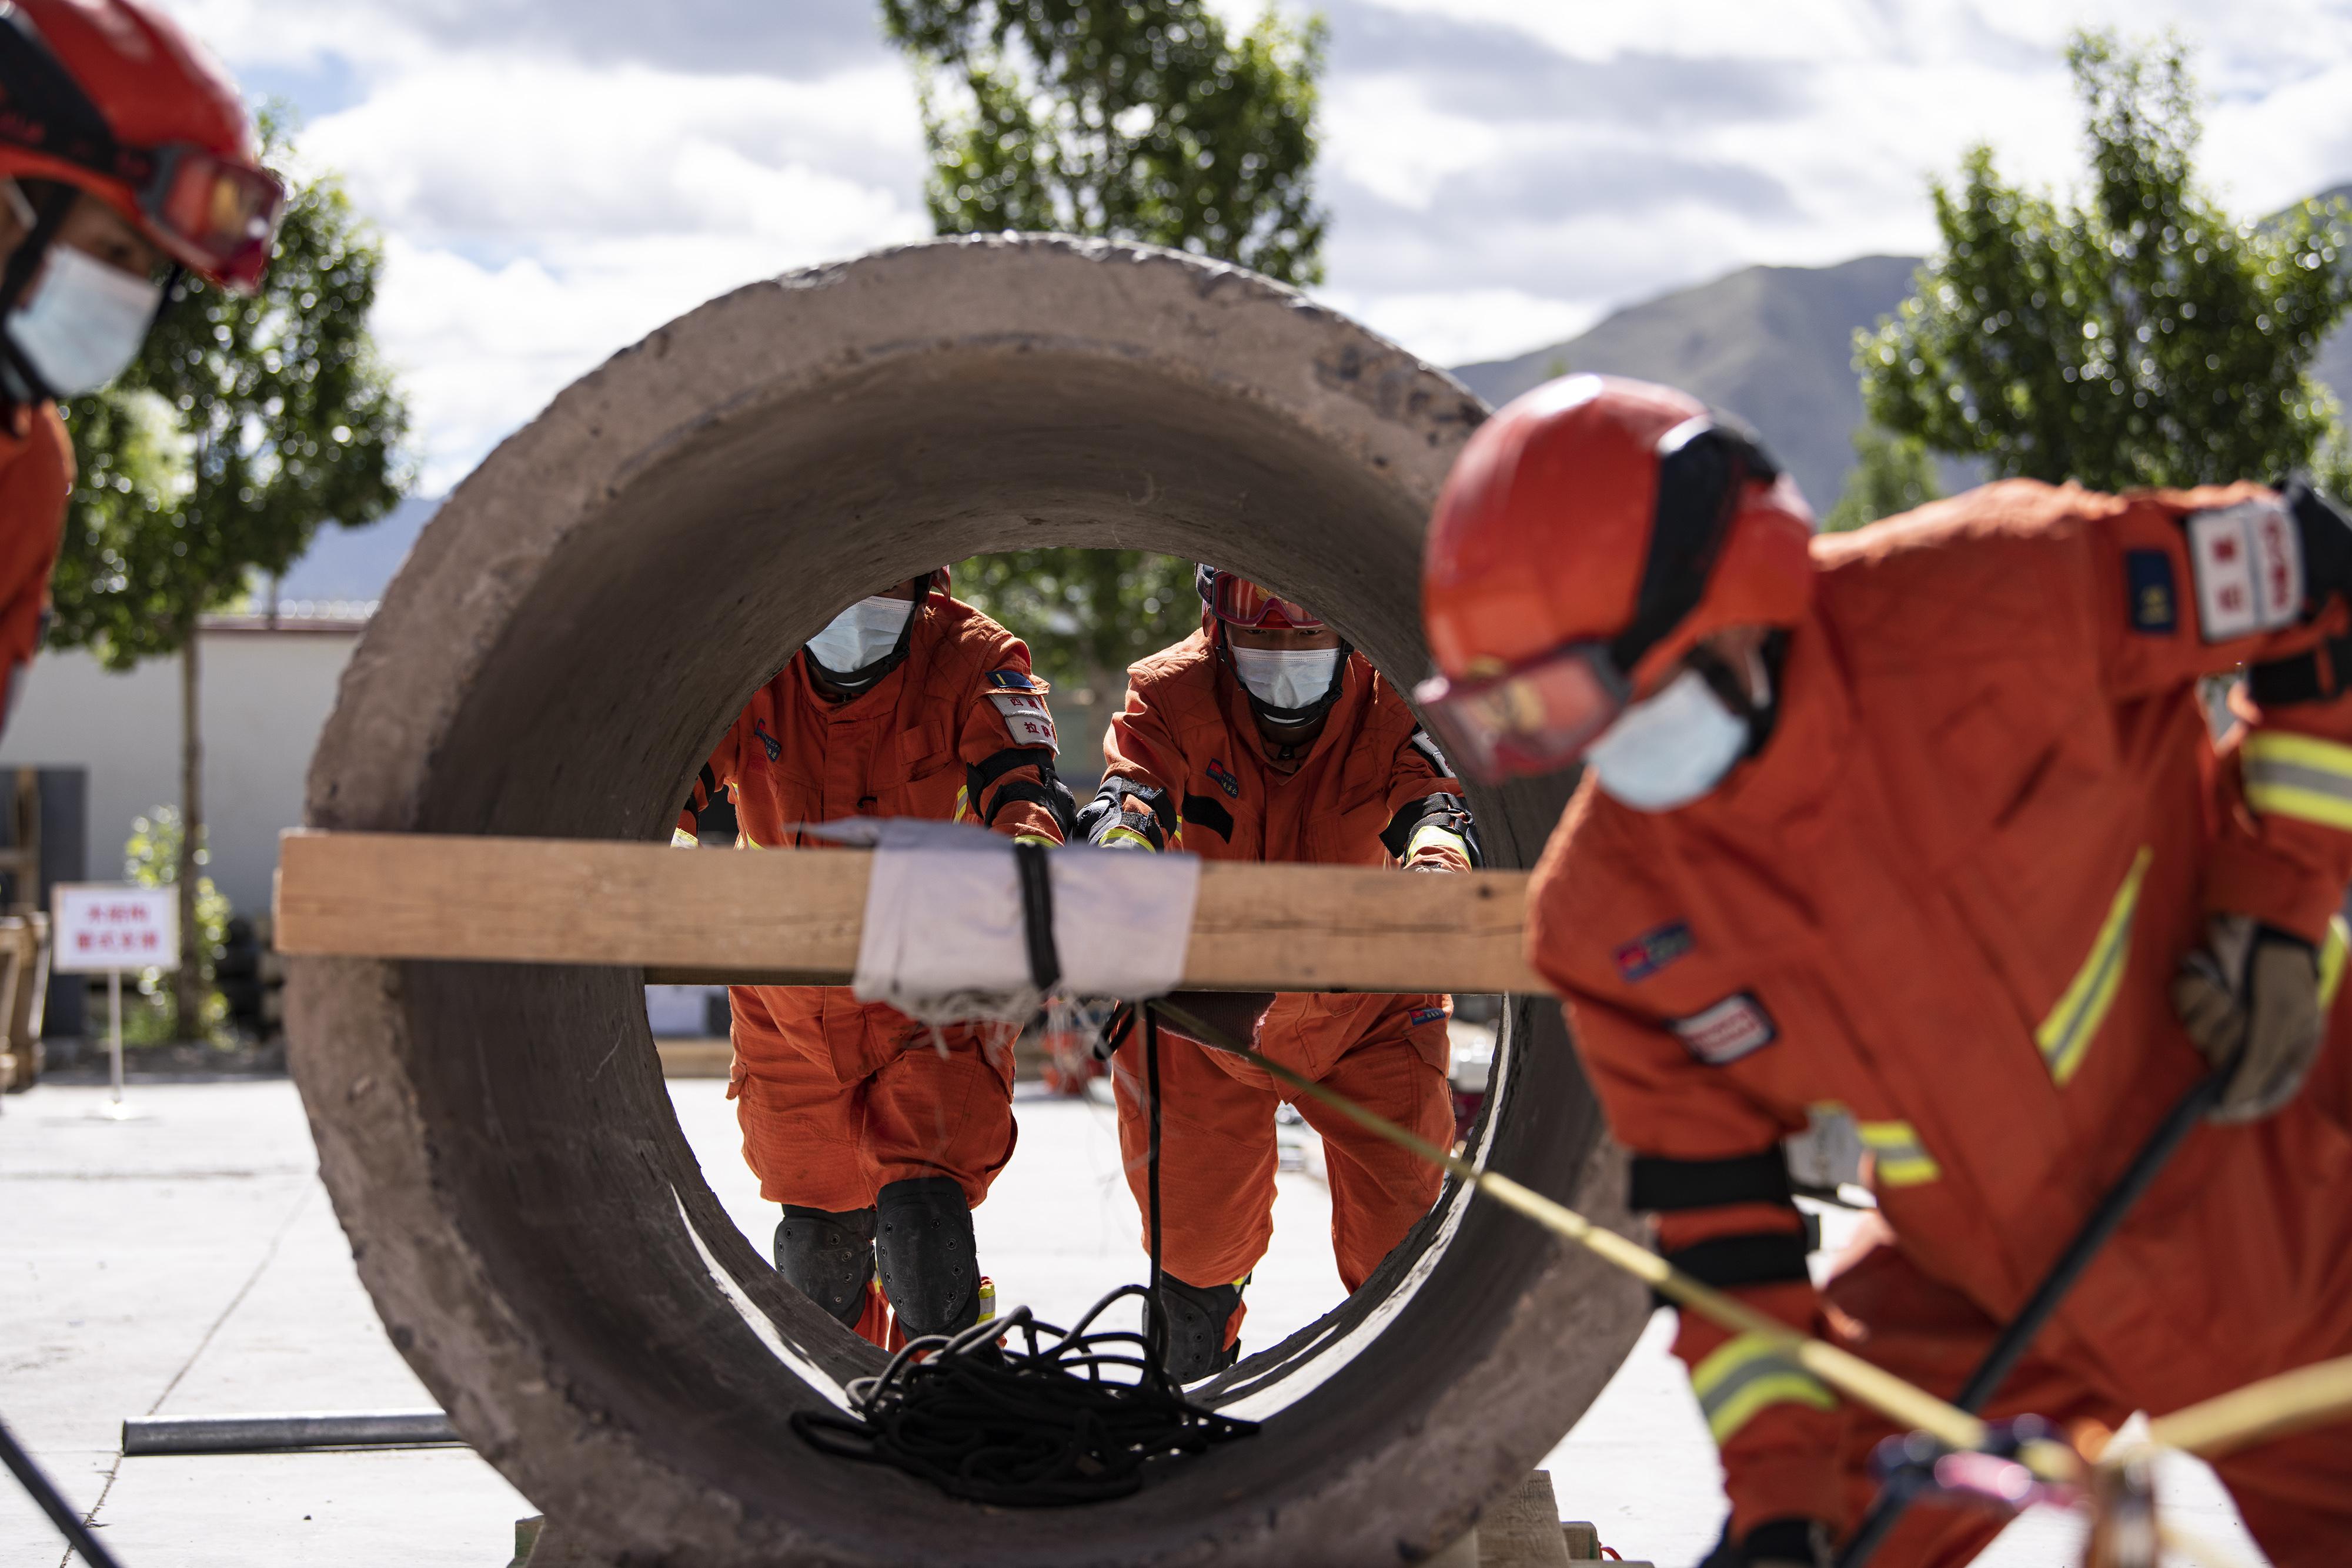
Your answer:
[0,404,72,726]
[1529,482,2352,1564]
[680,591,1067,1216]
[1098,630,1469,1325]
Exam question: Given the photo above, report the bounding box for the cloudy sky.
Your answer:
[162,0,2352,494]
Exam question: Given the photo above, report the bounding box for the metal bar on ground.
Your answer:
[273,831,1546,994]
[121,1411,462,1455]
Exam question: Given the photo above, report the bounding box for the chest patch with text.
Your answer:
[1206,757,1241,799]
[753,718,782,763]
[1671,993,1776,1066]
[1613,920,1694,982]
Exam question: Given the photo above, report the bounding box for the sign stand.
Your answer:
[52,883,178,1122]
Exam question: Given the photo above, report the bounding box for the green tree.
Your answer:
[54,128,409,1034]
[1823,425,1941,533]
[887,1,1328,765]
[1859,29,2352,493]
[880,0,1327,284]
[948,550,1197,758]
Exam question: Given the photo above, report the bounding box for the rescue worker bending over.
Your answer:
[0,0,284,727]
[1080,567,1479,1380]
[680,570,1073,1348]
[1418,375,2352,1568]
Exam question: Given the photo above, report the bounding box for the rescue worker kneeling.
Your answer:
[1080,567,1479,1381]
[680,570,1072,1348]
[1419,375,2352,1567]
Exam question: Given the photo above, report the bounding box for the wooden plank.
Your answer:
[275,831,1547,994]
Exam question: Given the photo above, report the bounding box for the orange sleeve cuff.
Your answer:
[2204,835,2346,943]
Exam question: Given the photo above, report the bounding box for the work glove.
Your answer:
[1697,1517,1830,1568]
[2171,913,2324,1122]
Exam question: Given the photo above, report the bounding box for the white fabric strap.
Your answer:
[817,819,1200,1024]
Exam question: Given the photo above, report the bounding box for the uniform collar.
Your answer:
[1218,644,1367,774]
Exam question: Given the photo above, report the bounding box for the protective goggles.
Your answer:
[1413,642,1631,784]
[1198,567,1327,631]
[140,143,285,295]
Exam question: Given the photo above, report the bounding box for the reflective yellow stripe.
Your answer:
[1098,825,1157,851]
[2323,916,2350,1010]
[2244,733,2352,831]
[1856,1121,1940,1187]
[952,785,972,824]
[1689,1332,1838,1445]
[670,827,699,848]
[1405,823,1469,861]
[2033,846,2152,1086]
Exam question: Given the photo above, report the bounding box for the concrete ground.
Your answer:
[0,1078,2271,1567]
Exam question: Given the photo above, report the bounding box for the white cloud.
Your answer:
[155,0,2352,496]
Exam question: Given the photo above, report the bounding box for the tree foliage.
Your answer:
[887,1,1329,758]
[1823,426,1941,533]
[1859,29,2352,493]
[948,549,1196,701]
[52,135,409,665]
[881,0,1328,285]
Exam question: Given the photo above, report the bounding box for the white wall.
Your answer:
[0,620,362,917]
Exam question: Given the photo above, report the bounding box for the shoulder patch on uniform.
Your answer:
[2123,549,2177,634]
[1205,757,1241,799]
[1671,992,1776,1066]
[986,668,1047,693]
[984,686,1058,751]
[2185,499,2301,642]
[1613,920,1694,982]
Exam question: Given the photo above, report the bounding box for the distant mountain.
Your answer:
[1460,188,2352,509]
[272,492,439,608]
[1451,256,1929,510]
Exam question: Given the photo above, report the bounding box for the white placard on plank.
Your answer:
[53,883,179,974]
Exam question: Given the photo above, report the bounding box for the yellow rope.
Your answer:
[1147,999,1990,1457]
[1142,1000,2352,1482]
[2146,1354,2352,1460]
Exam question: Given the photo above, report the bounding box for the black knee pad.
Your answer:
[1154,1275,1244,1383]
[773,1204,876,1329]
[874,1176,979,1338]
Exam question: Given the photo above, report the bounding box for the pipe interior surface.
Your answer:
[292,236,1649,1567]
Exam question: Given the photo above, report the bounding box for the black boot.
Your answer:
[1153,1275,1244,1383]
[874,1176,980,1338]
[773,1204,876,1329]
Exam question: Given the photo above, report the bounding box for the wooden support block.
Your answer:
[654,1039,733,1079]
[274,831,1546,994]
[1471,1471,1574,1568]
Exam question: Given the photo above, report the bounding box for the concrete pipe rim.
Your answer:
[290,235,1647,1567]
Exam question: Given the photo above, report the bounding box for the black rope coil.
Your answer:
[791,1283,1258,1505]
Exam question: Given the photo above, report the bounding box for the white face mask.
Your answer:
[7,244,162,397]
[806,594,915,675]
[1230,644,1341,711]
[1584,667,1751,811]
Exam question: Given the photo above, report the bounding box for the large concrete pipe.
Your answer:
[290,236,1649,1566]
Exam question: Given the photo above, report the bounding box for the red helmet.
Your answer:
[0,0,283,292]
[1416,375,1816,782]
[1197,564,1327,632]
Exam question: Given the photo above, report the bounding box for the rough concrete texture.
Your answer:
[286,236,1652,1566]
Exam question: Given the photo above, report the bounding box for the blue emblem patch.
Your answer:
[1409,1005,1448,1028]
[986,669,1042,691]
[2124,550,2177,634]
[1206,758,1241,799]
[1613,920,1693,982]
[753,718,782,763]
